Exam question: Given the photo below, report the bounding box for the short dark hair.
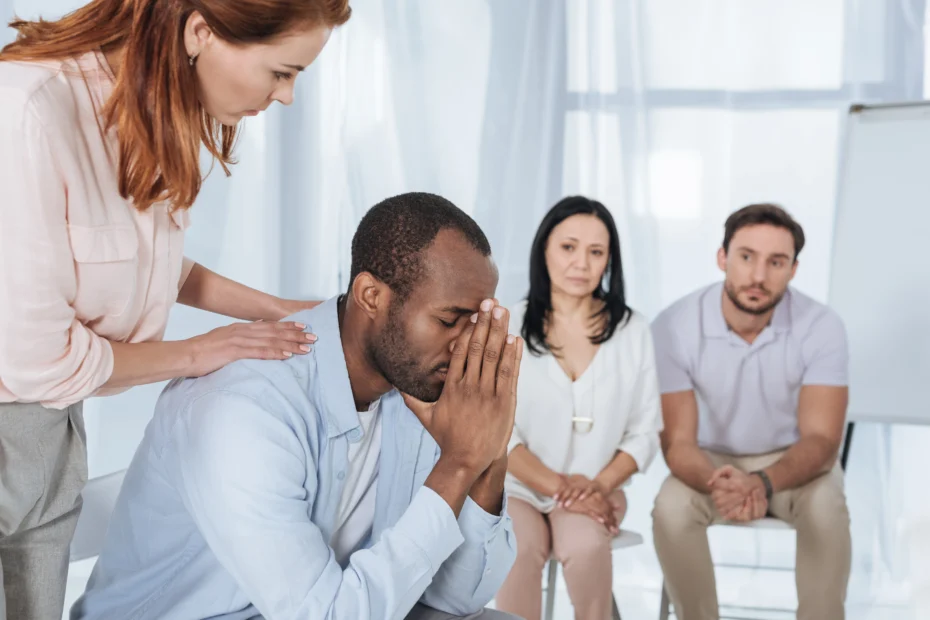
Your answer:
[523,196,632,356]
[723,203,806,260]
[349,192,492,302]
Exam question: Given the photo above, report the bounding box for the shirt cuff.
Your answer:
[617,433,659,474]
[658,381,694,395]
[459,495,507,544]
[39,324,116,409]
[394,486,465,573]
[801,375,848,387]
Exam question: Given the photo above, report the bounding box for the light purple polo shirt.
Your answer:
[651,282,848,456]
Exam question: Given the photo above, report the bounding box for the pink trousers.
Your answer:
[496,492,626,620]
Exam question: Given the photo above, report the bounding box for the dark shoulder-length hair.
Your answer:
[522,196,632,356]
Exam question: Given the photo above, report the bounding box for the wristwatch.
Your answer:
[750,470,773,500]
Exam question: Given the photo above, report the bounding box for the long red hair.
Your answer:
[0,0,351,211]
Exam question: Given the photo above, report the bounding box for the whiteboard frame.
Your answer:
[847,101,930,114]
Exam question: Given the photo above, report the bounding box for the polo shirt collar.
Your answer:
[702,282,793,340]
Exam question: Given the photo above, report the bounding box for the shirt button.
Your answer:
[348,428,362,442]
[337,471,346,481]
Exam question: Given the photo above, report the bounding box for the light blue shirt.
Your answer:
[72,297,516,620]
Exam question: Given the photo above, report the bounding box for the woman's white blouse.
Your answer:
[506,301,664,512]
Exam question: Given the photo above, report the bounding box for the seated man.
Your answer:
[650,203,851,620]
[72,193,523,620]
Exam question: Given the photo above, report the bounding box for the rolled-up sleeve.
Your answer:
[179,256,197,291]
[173,391,467,620]
[420,495,516,615]
[0,97,113,407]
[617,326,664,473]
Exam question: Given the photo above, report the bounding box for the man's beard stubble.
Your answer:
[724,281,785,316]
[368,308,445,403]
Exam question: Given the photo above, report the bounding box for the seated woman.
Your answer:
[495,196,663,620]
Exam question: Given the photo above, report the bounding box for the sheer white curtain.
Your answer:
[3,0,928,613]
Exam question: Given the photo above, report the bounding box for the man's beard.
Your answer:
[724,281,785,316]
[368,305,445,403]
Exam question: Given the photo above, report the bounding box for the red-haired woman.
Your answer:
[0,1,350,616]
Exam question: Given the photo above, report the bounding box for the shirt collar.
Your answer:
[701,282,730,338]
[293,296,363,439]
[769,288,792,333]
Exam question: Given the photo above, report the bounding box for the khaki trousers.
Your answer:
[652,450,851,620]
[496,493,626,620]
[0,402,87,620]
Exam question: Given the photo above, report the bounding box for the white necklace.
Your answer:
[571,366,595,434]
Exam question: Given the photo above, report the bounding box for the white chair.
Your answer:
[657,517,794,620]
[543,528,643,620]
[69,469,127,562]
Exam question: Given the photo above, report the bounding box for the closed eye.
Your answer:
[439,317,459,328]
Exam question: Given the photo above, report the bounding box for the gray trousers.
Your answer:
[405,603,523,620]
[0,402,87,620]
[250,603,524,619]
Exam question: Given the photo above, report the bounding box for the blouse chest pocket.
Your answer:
[67,224,140,319]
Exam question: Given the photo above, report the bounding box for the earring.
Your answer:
[188,53,198,66]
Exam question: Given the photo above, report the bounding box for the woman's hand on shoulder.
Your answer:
[185,320,317,377]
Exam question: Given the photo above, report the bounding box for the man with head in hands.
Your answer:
[73,192,523,620]
[650,204,851,620]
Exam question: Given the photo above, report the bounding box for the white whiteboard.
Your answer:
[829,103,930,426]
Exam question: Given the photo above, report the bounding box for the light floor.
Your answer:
[64,559,914,620]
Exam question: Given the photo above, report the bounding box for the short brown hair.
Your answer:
[723,203,805,260]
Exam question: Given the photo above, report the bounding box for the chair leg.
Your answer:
[544,559,558,620]
[658,579,671,620]
[611,594,622,620]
